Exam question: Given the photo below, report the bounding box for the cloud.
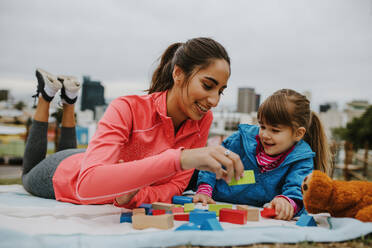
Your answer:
[0,0,371,110]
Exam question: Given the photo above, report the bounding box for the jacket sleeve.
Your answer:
[76,99,184,204]
[281,157,314,201]
[121,111,214,208]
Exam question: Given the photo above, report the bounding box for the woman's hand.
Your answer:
[193,193,216,206]
[268,197,294,220]
[115,189,139,206]
[180,146,244,183]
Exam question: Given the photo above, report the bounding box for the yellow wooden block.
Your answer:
[208,204,232,216]
[229,170,255,186]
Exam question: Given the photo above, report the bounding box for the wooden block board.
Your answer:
[132,214,174,230]
[152,202,174,210]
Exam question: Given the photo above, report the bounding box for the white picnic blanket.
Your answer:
[0,185,371,248]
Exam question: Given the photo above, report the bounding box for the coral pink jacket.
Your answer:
[52,91,212,208]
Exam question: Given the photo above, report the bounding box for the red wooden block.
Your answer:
[152,209,166,215]
[260,208,277,218]
[171,207,184,214]
[173,213,190,221]
[219,208,247,225]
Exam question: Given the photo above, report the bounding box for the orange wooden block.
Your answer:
[132,208,146,215]
[152,209,166,215]
[219,208,247,225]
[173,213,189,221]
[261,208,276,218]
[152,202,174,210]
[132,214,174,230]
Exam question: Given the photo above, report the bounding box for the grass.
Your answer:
[0,177,22,185]
[0,178,370,248]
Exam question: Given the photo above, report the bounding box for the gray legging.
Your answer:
[22,120,85,199]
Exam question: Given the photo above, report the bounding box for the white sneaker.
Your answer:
[33,68,62,102]
[58,75,81,104]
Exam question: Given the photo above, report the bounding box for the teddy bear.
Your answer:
[301,170,372,222]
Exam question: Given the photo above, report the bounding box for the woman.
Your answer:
[22,37,244,209]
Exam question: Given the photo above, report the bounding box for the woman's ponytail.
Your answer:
[148,42,183,94]
[304,111,333,175]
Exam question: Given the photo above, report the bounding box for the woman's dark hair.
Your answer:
[147,37,230,94]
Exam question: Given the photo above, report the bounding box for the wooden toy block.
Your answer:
[209,204,232,216]
[183,203,195,212]
[236,205,260,221]
[219,208,247,225]
[132,208,146,215]
[172,195,193,205]
[296,214,317,227]
[132,214,174,230]
[152,209,166,215]
[171,207,184,214]
[261,208,276,218]
[173,212,189,221]
[152,202,174,210]
[247,208,260,221]
[228,170,255,186]
[175,222,200,231]
[200,218,224,231]
[189,211,217,225]
[120,212,133,223]
[139,203,152,214]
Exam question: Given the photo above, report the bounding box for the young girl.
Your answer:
[22,37,244,209]
[194,89,332,220]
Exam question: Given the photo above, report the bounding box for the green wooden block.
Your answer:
[208,204,232,216]
[184,203,195,212]
[228,170,255,186]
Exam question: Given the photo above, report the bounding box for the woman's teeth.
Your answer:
[196,102,208,112]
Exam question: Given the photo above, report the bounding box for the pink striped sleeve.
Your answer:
[275,195,299,214]
[196,183,213,198]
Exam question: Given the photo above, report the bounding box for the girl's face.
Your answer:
[169,59,230,126]
[258,122,305,156]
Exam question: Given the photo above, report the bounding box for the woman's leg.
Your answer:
[57,104,77,151]
[57,76,81,151]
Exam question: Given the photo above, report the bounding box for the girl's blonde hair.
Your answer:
[257,89,333,175]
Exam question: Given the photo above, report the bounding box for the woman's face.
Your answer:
[171,59,230,124]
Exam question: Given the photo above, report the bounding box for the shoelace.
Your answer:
[31,90,40,108]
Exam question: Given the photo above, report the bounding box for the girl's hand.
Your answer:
[180,146,244,183]
[115,189,139,206]
[268,197,294,220]
[193,193,215,206]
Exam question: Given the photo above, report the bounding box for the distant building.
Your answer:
[80,76,106,120]
[237,87,259,114]
[0,90,9,101]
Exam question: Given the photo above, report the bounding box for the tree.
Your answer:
[14,101,26,110]
[332,106,372,150]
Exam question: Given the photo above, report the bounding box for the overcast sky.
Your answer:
[0,0,371,111]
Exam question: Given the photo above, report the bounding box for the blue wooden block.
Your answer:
[189,211,217,225]
[120,212,133,223]
[200,218,223,231]
[172,196,193,205]
[139,203,152,214]
[296,214,317,227]
[175,223,200,231]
